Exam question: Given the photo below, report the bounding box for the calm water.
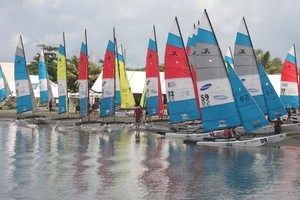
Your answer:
[0,121,299,200]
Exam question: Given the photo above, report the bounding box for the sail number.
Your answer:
[167,91,175,102]
[239,94,250,102]
[201,94,210,107]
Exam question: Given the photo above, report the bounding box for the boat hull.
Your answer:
[196,137,268,147]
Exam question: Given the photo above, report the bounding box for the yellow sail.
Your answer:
[139,82,146,108]
[117,50,135,108]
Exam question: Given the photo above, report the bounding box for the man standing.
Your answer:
[134,105,143,129]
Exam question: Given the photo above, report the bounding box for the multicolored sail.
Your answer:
[145,26,164,117]
[195,10,241,132]
[100,38,115,117]
[78,30,89,117]
[38,49,53,104]
[164,17,200,124]
[224,47,234,69]
[227,60,269,132]
[0,65,11,104]
[187,21,201,116]
[14,36,37,114]
[280,45,299,108]
[57,33,68,114]
[234,18,267,114]
[258,62,287,119]
[114,37,121,106]
[117,47,135,108]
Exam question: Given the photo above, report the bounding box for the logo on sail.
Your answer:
[200,84,212,91]
[217,120,227,128]
[248,88,259,93]
[213,95,228,100]
[168,82,176,88]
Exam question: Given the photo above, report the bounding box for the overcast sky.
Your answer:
[0,0,299,69]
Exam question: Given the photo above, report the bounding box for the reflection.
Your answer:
[72,132,89,194]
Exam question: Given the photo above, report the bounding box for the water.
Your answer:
[0,121,299,200]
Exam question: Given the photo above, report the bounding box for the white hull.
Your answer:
[236,125,274,134]
[196,137,268,147]
[264,133,286,144]
[165,132,211,140]
[74,123,111,133]
[28,117,51,124]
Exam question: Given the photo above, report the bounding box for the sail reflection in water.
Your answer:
[0,121,299,199]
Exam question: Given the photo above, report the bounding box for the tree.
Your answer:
[255,49,282,74]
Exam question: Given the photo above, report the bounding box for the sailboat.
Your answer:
[143,25,164,129]
[163,17,208,139]
[194,10,269,147]
[234,18,288,133]
[14,35,50,126]
[0,65,12,107]
[38,49,53,105]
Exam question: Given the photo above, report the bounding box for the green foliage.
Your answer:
[255,49,283,74]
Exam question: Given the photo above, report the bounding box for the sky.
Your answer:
[0,0,299,69]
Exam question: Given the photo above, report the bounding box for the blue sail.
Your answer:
[0,66,7,102]
[234,18,267,114]
[227,61,269,132]
[14,36,36,114]
[195,10,241,132]
[258,62,287,119]
[38,49,52,104]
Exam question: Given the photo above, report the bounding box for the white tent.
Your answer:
[91,71,166,94]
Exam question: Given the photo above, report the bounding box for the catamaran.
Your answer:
[0,65,12,107]
[193,10,269,147]
[14,36,50,126]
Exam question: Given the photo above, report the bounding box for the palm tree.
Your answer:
[255,49,282,74]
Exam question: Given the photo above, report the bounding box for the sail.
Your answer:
[0,65,11,103]
[100,39,115,117]
[145,26,164,117]
[195,10,241,132]
[225,47,234,69]
[234,18,267,114]
[114,51,121,106]
[164,18,200,124]
[14,36,37,114]
[78,31,89,117]
[187,22,201,116]
[117,49,135,108]
[57,33,68,114]
[258,62,287,119]
[280,45,299,108]
[227,60,269,132]
[139,83,146,108]
[38,49,53,104]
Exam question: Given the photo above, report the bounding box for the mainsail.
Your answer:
[57,33,68,114]
[100,37,115,117]
[164,17,200,123]
[117,48,135,108]
[78,30,89,118]
[280,45,299,109]
[38,49,53,104]
[195,10,241,132]
[234,18,267,114]
[145,25,164,117]
[14,36,37,115]
[0,65,11,104]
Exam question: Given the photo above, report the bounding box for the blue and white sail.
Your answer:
[14,36,37,114]
[227,60,269,132]
[0,65,11,104]
[258,62,287,119]
[225,47,234,69]
[164,17,200,123]
[38,49,53,104]
[234,18,267,114]
[195,10,241,132]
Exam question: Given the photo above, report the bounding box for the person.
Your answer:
[287,108,292,122]
[223,128,234,139]
[134,105,143,129]
[274,117,283,134]
[48,99,53,112]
